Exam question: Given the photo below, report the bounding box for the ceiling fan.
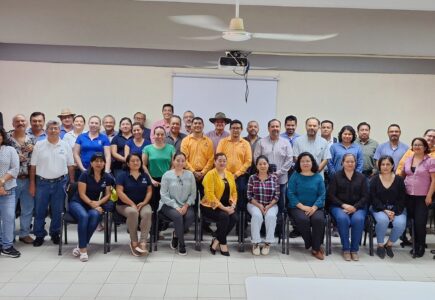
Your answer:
[169,0,338,42]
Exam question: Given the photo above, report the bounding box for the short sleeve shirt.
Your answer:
[116,171,152,205]
[75,132,110,169]
[142,144,175,178]
[126,139,150,155]
[73,172,114,203]
[404,155,435,196]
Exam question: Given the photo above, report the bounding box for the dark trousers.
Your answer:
[150,177,162,212]
[201,206,237,244]
[406,195,428,248]
[290,208,325,252]
[235,175,247,212]
[160,205,195,246]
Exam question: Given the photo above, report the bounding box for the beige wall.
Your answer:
[0,60,434,144]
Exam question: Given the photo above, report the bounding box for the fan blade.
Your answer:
[179,35,222,41]
[252,32,338,42]
[169,15,227,32]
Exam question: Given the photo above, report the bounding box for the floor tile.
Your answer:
[42,271,80,283]
[62,283,103,297]
[168,272,199,284]
[29,283,70,297]
[164,284,197,298]
[131,283,166,298]
[230,284,246,298]
[106,271,140,284]
[197,284,230,298]
[98,283,134,297]
[0,283,37,297]
[74,271,111,284]
[199,272,229,285]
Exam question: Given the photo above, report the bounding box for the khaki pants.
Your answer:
[116,204,152,243]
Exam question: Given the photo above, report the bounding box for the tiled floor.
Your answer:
[1,224,435,300]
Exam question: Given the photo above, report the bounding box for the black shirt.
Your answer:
[328,170,368,209]
[369,174,406,215]
[73,172,114,204]
[111,133,133,170]
[116,171,151,205]
[220,178,230,207]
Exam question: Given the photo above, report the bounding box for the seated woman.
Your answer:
[159,151,196,255]
[328,153,368,261]
[69,152,114,262]
[116,153,153,256]
[201,153,237,256]
[370,155,407,259]
[247,155,279,256]
[288,152,326,260]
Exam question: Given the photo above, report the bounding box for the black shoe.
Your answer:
[170,231,179,250]
[219,245,230,257]
[384,245,394,258]
[289,229,301,238]
[376,246,386,259]
[416,245,425,257]
[51,235,60,245]
[1,246,21,258]
[33,237,44,247]
[178,244,187,256]
[209,238,218,255]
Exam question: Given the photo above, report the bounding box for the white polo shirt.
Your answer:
[31,139,74,179]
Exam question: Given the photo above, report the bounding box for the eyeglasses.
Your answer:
[412,144,424,147]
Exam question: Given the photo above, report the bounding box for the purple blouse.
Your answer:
[404,155,435,196]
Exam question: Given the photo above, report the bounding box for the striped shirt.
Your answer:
[247,173,280,206]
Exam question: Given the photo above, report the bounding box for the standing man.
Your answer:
[182,110,195,135]
[165,115,187,152]
[355,122,378,177]
[102,114,118,142]
[374,124,409,171]
[293,117,330,177]
[26,112,47,141]
[57,108,75,139]
[30,120,75,247]
[254,119,293,216]
[133,112,151,142]
[320,120,337,147]
[8,114,36,244]
[206,112,231,152]
[244,120,261,175]
[280,115,300,147]
[150,103,174,143]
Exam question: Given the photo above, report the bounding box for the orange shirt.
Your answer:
[180,134,214,174]
[216,137,252,177]
[396,146,435,175]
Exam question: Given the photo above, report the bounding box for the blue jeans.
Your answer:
[330,206,366,252]
[33,177,67,238]
[15,178,34,237]
[69,200,102,248]
[371,208,407,244]
[0,189,16,248]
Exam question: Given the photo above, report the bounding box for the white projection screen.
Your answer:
[172,73,278,137]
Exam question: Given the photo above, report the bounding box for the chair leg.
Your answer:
[286,215,290,255]
[103,212,108,254]
[64,220,68,245]
[238,211,245,253]
[327,215,332,255]
[154,213,159,252]
[107,212,112,252]
[411,219,416,259]
[368,216,374,256]
[114,222,118,243]
[324,214,329,256]
[281,212,286,254]
[195,212,201,251]
[59,214,64,256]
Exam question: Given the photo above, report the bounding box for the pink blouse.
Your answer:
[404,155,435,196]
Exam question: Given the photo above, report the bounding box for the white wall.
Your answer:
[0,60,434,144]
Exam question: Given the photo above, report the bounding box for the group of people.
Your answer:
[0,105,433,263]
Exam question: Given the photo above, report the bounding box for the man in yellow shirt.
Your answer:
[396,129,435,175]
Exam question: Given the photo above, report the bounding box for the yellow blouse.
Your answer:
[201,168,238,209]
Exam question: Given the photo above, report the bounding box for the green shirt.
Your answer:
[355,138,379,174]
[143,144,175,178]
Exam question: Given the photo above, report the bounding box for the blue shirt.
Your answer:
[111,133,132,170]
[328,142,364,175]
[26,128,46,141]
[143,128,151,142]
[75,132,110,169]
[126,139,150,155]
[72,172,114,204]
[373,141,409,171]
[280,132,300,147]
[287,172,325,208]
[59,126,72,139]
[116,171,151,205]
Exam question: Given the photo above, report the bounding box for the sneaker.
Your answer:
[252,244,260,256]
[51,235,60,245]
[1,246,21,258]
[343,251,351,261]
[376,246,386,259]
[178,244,187,256]
[79,252,88,262]
[33,237,44,247]
[19,236,34,244]
[384,245,394,258]
[72,247,80,257]
[170,231,179,250]
[261,243,270,256]
[351,252,359,261]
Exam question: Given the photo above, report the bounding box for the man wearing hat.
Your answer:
[58,108,76,139]
[206,112,231,152]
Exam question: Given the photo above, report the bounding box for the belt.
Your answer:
[17,175,29,180]
[36,175,67,183]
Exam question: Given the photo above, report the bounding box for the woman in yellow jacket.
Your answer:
[201,152,238,256]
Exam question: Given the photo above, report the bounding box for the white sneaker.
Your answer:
[72,247,80,257]
[261,243,270,256]
[252,244,260,256]
[79,252,88,262]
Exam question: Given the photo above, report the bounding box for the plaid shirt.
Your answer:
[247,173,280,206]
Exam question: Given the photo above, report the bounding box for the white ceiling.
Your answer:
[1,0,435,58]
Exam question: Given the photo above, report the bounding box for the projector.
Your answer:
[218,51,249,71]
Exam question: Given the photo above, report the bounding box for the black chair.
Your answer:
[59,183,112,256]
[153,207,200,252]
[111,207,154,253]
[285,210,330,256]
